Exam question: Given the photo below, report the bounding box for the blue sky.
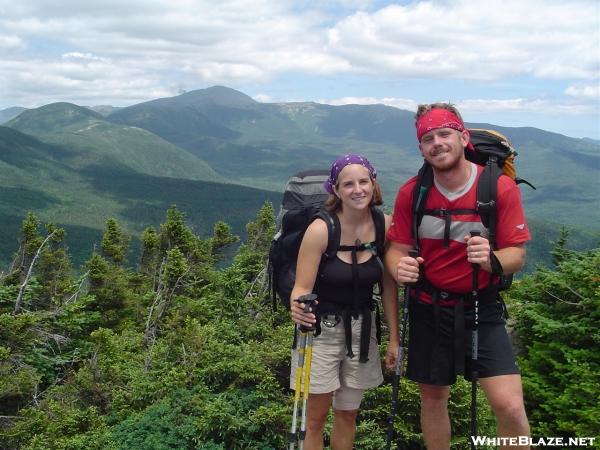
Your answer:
[1,0,598,139]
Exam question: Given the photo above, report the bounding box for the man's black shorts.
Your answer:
[406,298,520,386]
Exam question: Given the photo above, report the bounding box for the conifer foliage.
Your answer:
[1,207,595,449]
[508,234,599,439]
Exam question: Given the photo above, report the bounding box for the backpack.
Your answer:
[412,128,535,289]
[268,169,386,310]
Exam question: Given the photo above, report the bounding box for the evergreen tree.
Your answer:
[101,218,130,264]
[33,223,73,309]
[85,252,133,327]
[159,205,196,255]
[509,243,599,438]
[550,225,572,266]
[210,221,239,261]
[139,226,160,278]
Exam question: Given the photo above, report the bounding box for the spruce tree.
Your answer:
[101,218,130,265]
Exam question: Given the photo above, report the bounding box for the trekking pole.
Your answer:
[469,231,481,449]
[289,293,318,450]
[385,250,418,450]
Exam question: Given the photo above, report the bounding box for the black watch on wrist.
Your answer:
[490,250,504,276]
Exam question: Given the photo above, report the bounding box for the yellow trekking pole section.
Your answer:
[288,294,318,450]
[299,333,314,450]
[289,331,306,450]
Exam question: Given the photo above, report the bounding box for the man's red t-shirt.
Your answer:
[388,163,530,297]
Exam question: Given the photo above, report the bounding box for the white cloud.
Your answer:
[565,84,600,100]
[0,57,171,107]
[326,0,599,81]
[457,98,598,116]
[321,95,418,111]
[320,95,598,117]
[61,52,109,62]
[4,0,593,86]
[253,93,273,102]
[0,35,24,50]
[0,0,597,134]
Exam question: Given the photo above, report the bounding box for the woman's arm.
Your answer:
[289,218,328,329]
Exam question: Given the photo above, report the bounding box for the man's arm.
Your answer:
[385,241,423,284]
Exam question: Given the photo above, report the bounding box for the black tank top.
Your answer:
[316,249,382,313]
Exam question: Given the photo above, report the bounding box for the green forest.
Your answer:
[1,204,598,449]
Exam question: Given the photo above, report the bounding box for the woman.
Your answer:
[290,154,399,450]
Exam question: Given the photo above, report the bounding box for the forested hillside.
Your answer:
[3,86,598,272]
[1,206,597,449]
[0,124,281,268]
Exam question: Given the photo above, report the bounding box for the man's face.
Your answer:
[418,127,469,172]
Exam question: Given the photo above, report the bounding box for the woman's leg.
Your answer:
[330,408,359,450]
[330,385,365,450]
[305,392,333,450]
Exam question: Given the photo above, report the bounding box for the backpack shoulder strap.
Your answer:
[476,158,501,249]
[411,162,433,253]
[313,209,339,259]
[476,160,518,291]
[370,205,385,257]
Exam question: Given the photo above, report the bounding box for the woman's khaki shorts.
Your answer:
[290,312,383,406]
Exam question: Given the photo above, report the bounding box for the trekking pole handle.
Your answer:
[469,231,482,269]
[408,249,419,284]
[405,249,422,287]
[297,293,318,332]
[298,293,318,312]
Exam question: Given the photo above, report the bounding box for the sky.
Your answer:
[1,0,599,140]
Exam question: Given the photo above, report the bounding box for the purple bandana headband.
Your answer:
[323,154,377,194]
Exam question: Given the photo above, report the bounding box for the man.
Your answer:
[385,103,531,449]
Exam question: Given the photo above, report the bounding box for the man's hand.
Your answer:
[396,255,423,284]
[385,339,399,370]
[465,234,492,272]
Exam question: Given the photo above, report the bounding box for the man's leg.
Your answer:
[480,375,530,450]
[419,383,451,450]
[305,392,333,450]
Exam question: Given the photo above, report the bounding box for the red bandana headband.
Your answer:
[416,108,466,142]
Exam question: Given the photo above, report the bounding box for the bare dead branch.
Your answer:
[244,266,268,301]
[564,285,587,301]
[544,289,580,306]
[13,230,57,315]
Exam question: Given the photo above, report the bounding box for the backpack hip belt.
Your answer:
[414,277,499,306]
[313,298,381,364]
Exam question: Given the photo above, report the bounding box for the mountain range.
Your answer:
[2,86,598,267]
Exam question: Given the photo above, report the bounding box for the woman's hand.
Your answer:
[290,297,318,329]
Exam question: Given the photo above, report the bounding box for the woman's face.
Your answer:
[334,164,373,210]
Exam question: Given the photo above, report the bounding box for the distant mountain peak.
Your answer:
[22,102,102,119]
[175,85,257,107]
[0,106,27,124]
[6,102,103,135]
